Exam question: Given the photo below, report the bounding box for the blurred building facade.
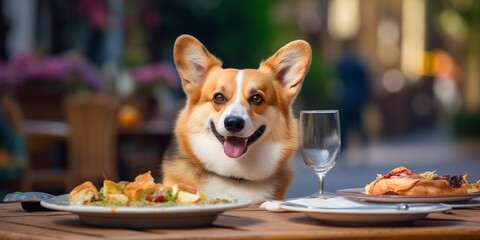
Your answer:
[291,0,479,142]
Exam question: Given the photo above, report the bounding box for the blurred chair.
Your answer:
[64,94,120,190]
[0,94,28,192]
[0,95,64,194]
[20,121,69,192]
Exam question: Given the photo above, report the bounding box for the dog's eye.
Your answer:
[213,93,226,104]
[249,94,264,105]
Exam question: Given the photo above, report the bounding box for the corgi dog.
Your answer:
[162,35,311,203]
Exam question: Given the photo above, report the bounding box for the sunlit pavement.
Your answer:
[286,128,480,198]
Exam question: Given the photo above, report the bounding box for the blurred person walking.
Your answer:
[335,41,370,149]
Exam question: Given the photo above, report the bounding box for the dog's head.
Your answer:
[173,35,311,180]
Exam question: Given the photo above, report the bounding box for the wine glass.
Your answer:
[299,110,341,198]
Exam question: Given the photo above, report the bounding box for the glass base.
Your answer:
[309,191,337,199]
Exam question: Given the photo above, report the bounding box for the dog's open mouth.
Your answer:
[210,121,266,158]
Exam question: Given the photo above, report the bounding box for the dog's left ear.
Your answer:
[259,40,312,101]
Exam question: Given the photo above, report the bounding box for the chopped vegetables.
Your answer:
[418,171,437,180]
[145,192,166,203]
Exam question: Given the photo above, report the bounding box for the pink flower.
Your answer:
[0,52,102,91]
[76,0,108,28]
[0,52,38,87]
[28,56,71,81]
[130,62,179,89]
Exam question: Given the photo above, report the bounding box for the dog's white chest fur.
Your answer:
[202,175,278,203]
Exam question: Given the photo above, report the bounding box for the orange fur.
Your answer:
[162,35,311,203]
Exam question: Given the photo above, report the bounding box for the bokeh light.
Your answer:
[439,8,467,40]
[377,18,400,66]
[381,69,405,93]
[433,77,461,112]
[328,0,360,40]
[401,0,426,82]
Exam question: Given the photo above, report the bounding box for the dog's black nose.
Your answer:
[224,116,245,133]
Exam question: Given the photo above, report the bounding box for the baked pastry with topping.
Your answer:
[365,166,479,195]
[69,181,99,205]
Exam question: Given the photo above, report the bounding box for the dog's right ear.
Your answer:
[173,35,222,95]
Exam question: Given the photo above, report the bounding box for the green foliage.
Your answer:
[429,0,480,55]
[451,110,480,137]
[299,44,334,110]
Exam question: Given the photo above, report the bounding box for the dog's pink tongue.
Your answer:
[223,137,247,158]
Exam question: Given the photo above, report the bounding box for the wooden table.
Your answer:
[1,203,479,239]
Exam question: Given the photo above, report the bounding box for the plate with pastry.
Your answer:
[336,166,480,203]
[41,171,251,228]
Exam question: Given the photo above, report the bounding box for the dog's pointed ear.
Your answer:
[173,35,222,94]
[259,40,311,101]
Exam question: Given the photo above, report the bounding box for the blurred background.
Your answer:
[0,0,479,199]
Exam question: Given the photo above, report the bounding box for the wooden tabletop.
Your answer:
[1,202,479,240]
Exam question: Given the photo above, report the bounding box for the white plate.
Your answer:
[41,194,251,228]
[279,203,451,226]
[438,197,480,208]
[336,188,480,203]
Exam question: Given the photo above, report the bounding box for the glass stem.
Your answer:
[316,172,326,197]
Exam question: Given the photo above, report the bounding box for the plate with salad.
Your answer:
[41,171,251,228]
